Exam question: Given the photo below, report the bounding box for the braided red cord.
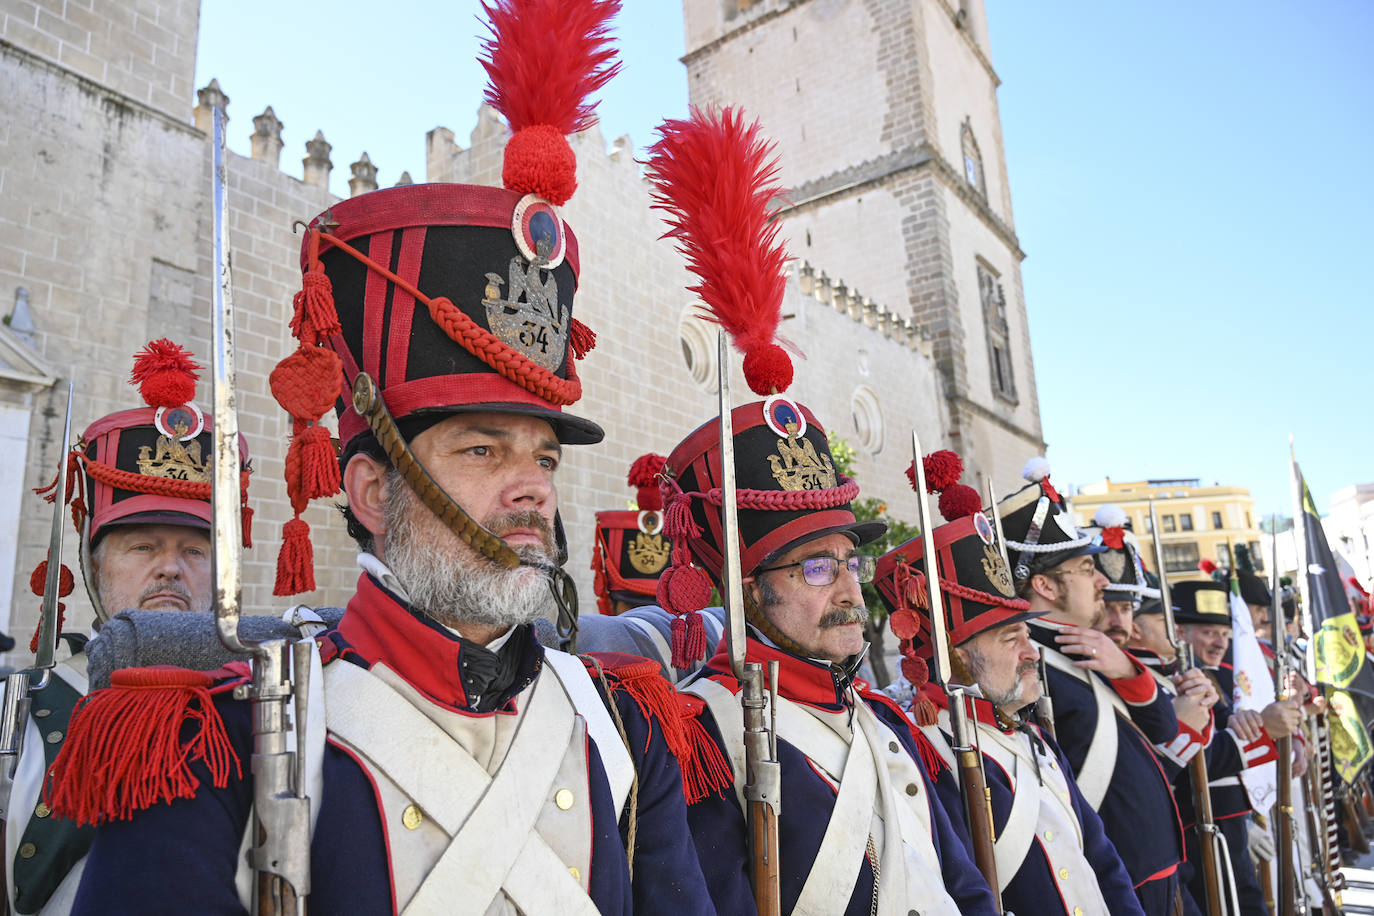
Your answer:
[702,476,859,511]
[318,231,582,406]
[78,454,249,503]
[894,556,1028,615]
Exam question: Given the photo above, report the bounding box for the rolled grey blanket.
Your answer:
[86,607,345,690]
[534,605,727,684]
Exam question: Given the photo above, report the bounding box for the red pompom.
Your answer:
[922,449,964,493]
[1100,527,1125,550]
[900,654,929,689]
[742,343,793,396]
[657,563,712,617]
[29,560,74,598]
[130,339,201,408]
[628,453,667,511]
[938,484,982,521]
[503,125,578,205]
[1198,559,1217,575]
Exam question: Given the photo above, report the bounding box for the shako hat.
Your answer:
[269,0,622,595]
[996,456,1103,583]
[1082,504,1159,605]
[1172,580,1232,626]
[645,107,883,668]
[1232,543,1271,608]
[34,339,252,625]
[873,451,1036,673]
[871,449,1035,726]
[591,454,674,615]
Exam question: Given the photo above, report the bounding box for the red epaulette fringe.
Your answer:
[44,666,242,827]
[586,654,731,804]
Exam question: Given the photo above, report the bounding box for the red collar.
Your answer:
[921,680,1019,734]
[703,636,851,709]
[334,573,540,713]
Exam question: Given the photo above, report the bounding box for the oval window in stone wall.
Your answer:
[851,385,884,455]
[679,308,718,392]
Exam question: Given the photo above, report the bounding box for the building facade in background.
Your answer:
[0,0,1042,646]
[1327,484,1374,584]
[1072,478,1263,583]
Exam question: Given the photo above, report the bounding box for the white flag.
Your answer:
[1230,590,1278,815]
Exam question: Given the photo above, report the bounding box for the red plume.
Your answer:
[627,453,667,511]
[1348,576,1370,598]
[646,107,793,396]
[479,0,622,205]
[130,339,201,409]
[1198,559,1217,575]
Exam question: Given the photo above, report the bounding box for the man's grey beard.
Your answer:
[964,644,1039,712]
[382,474,558,631]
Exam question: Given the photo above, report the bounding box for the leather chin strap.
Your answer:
[351,373,580,646]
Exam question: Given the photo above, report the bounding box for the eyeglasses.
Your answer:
[1049,563,1098,580]
[756,554,877,586]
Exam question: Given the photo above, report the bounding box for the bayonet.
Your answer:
[0,382,74,817]
[918,435,1000,910]
[208,101,310,916]
[1271,528,1297,916]
[717,331,780,915]
[1149,499,1222,916]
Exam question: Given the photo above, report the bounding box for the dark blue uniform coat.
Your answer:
[1029,620,1187,915]
[68,574,716,915]
[683,636,999,916]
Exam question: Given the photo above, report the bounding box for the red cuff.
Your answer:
[1241,731,1278,767]
[1110,655,1158,705]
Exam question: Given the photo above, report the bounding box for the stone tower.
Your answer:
[681,0,1044,493]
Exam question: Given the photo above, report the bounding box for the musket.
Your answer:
[916,435,1000,911]
[716,332,780,915]
[208,102,311,916]
[0,382,74,820]
[1271,532,1297,916]
[1149,500,1224,916]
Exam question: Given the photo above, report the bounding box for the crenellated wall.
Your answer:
[1,0,1018,651]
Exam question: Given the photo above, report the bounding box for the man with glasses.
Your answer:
[999,463,1190,915]
[658,399,997,914]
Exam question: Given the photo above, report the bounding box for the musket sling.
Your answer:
[1042,648,1126,810]
[688,679,936,916]
[324,661,601,916]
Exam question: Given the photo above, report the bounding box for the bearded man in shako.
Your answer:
[47,3,722,913]
[642,109,998,916]
[4,340,252,916]
[873,453,1143,916]
[997,459,1189,915]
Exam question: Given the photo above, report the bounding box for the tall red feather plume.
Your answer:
[479,0,622,205]
[646,107,793,396]
[480,0,621,135]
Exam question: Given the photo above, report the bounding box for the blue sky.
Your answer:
[195,1,1372,517]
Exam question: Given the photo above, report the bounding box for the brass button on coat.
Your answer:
[18,843,35,859]
[33,803,50,819]
[555,788,575,810]
[402,805,423,830]
[46,731,63,744]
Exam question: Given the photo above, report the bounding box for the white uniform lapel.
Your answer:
[1042,647,1124,809]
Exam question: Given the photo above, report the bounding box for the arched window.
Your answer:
[961,120,986,202]
[679,307,718,392]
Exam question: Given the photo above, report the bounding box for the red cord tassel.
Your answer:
[29,603,64,653]
[44,666,241,827]
[290,267,341,346]
[241,505,253,549]
[274,517,315,596]
[569,318,596,360]
[295,424,340,501]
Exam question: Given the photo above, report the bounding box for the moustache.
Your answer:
[1016,660,1037,680]
[819,606,868,629]
[138,579,192,607]
[1104,627,1130,640]
[487,510,556,554]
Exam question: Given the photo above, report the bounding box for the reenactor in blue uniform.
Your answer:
[1172,579,1303,916]
[43,4,722,912]
[658,401,998,915]
[872,459,1144,915]
[997,462,1189,914]
[3,340,253,915]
